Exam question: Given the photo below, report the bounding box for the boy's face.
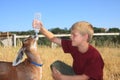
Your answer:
[70,29,87,47]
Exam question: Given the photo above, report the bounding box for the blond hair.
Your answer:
[71,21,94,42]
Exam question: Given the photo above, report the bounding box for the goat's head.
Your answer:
[12,35,38,66]
[22,35,38,52]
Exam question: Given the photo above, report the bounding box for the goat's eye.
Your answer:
[24,39,27,42]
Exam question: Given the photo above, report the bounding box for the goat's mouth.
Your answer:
[31,35,38,41]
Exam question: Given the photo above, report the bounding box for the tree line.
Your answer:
[8,27,120,35]
[1,27,120,47]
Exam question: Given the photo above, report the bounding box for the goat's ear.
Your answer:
[12,48,25,66]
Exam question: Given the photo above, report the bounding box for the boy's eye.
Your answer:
[71,34,76,38]
[72,33,77,37]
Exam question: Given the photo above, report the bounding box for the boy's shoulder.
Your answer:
[88,45,103,59]
[88,45,100,54]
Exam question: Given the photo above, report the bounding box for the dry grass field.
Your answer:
[0,46,120,80]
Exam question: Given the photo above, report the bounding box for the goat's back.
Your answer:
[0,60,42,80]
[0,61,18,80]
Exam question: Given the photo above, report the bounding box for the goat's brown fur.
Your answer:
[0,36,42,80]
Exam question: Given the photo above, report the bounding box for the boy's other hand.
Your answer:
[52,67,62,80]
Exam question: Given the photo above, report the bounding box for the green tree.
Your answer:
[93,27,106,33]
[107,28,120,33]
[49,27,70,34]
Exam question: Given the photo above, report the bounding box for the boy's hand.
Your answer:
[52,67,63,80]
[32,19,43,30]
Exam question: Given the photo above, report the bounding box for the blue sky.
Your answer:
[0,0,120,32]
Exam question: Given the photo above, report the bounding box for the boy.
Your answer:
[32,20,104,80]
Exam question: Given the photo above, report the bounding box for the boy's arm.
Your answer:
[61,74,89,80]
[40,26,62,45]
[52,67,89,80]
[32,20,61,45]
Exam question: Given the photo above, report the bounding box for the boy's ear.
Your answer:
[83,34,89,41]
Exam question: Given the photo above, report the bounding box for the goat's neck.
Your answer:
[25,49,42,65]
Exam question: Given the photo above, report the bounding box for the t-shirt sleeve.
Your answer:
[84,53,104,80]
[61,39,72,53]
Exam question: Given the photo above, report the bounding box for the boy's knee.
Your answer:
[50,60,75,75]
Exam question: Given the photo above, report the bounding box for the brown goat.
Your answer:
[0,35,42,80]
